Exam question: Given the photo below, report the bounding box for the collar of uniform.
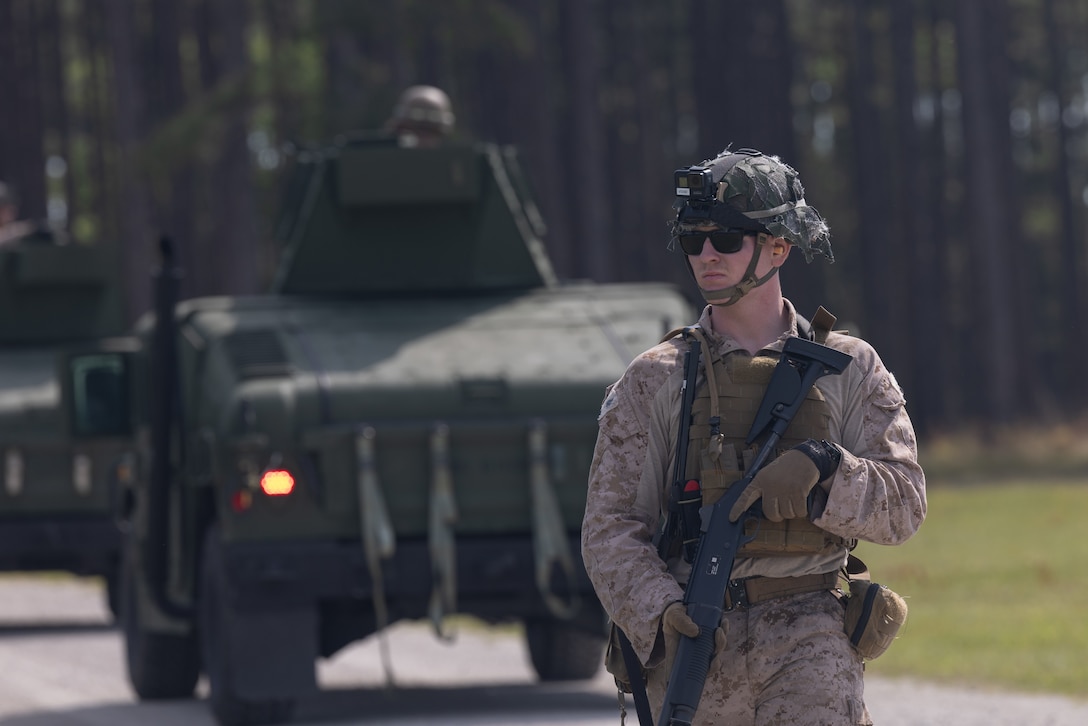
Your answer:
[695,299,803,357]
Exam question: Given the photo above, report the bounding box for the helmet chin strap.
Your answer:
[695,233,779,307]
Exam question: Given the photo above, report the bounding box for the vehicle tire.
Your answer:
[121,550,200,700]
[200,525,295,726]
[524,617,607,682]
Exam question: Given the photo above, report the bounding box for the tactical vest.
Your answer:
[683,329,850,557]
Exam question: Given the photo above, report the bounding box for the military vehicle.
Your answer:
[0,232,131,615]
[68,138,692,725]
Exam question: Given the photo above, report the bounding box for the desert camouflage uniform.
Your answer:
[581,300,926,725]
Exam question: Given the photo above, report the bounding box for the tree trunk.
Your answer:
[39,0,73,234]
[889,0,931,431]
[559,0,610,282]
[106,0,155,323]
[954,0,1018,423]
[148,0,195,291]
[846,3,903,368]
[495,0,573,281]
[1043,0,1087,410]
[1,1,47,220]
[194,0,258,296]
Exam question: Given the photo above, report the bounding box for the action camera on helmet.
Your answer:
[674,166,716,202]
[673,162,767,234]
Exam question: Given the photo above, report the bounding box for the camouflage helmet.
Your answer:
[386,85,456,137]
[674,148,833,263]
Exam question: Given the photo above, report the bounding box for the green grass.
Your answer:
[854,478,1088,695]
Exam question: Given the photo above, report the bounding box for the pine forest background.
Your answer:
[3,0,1088,442]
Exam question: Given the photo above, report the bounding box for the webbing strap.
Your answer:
[356,426,397,687]
[810,306,837,344]
[617,628,653,726]
[428,423,459,640]
[683,326,724,459]
[528,419,580,619]
[726,571,839,610]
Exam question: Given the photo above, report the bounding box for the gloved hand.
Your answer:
[661,601,700,676]
[661,602,728,676]
[662,601,699,639]
[729,440,840,522]
[709,622,730,670]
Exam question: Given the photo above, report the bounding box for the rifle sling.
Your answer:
[617,627,654,726]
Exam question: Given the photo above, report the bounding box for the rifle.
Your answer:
[657,336,853,726]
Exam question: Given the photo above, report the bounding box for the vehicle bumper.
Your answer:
[223,533,597,622]
[0,516,121,574]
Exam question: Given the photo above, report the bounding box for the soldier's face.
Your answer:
[684,224,760,289]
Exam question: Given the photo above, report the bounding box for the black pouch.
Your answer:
[604,621,645,693]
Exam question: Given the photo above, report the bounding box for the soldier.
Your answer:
[384,85,456,148]
[581,148,926,725]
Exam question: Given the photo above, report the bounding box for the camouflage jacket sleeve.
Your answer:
[812,332,927,545]
[581,340,687,664]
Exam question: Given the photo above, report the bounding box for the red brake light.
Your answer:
[231,489,253,512]
[259,469,295,496]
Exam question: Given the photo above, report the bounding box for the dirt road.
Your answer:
[0,575,1084,725]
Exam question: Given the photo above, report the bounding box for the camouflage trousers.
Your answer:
[647,589,872,726]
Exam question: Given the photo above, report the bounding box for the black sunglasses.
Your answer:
[676,230,749,256]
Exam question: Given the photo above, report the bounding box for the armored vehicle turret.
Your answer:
[80,137,692,726]
[0,235,130,614]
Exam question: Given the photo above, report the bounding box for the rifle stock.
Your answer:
[657,337,852,726]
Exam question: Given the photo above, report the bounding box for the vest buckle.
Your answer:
[725,578,750,611]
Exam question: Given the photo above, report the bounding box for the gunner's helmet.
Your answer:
[386,85,456,140]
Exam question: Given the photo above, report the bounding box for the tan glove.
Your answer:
[662,601,699,639]
[662,602,729,677]
[709,622,729,670]
[729,448,819,522]
[661,601,699,676]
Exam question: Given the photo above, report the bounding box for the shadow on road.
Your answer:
[0,620,114,636]
[300,681,619,722]
[0,681,619,726]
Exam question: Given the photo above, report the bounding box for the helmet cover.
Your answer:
[675,148,833,263]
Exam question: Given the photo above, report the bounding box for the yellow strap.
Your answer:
[683,326,724,459]
[659,325,689,344]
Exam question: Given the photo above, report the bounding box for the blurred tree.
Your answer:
[893,0,943,432]
[1043,0,1088,410]
[8,0,1088,433]
[603,0,672,285]
[846,3,904,377]
[497,0,573,280]
[559,0,610,282]
[147,0,197,297]
[954,0,1020,425]
[0,0,47,221]
[197,0,259,296]
[106,0,155,323]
